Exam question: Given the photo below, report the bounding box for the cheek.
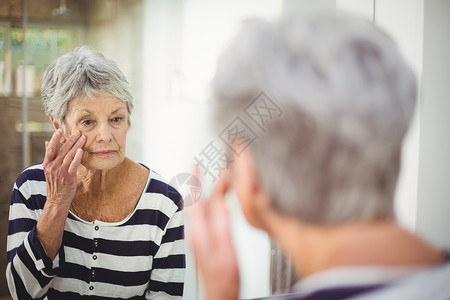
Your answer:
[79,127,128,148]
[61,125,77,142]
[79,131,93,148]
[115,129,128,148]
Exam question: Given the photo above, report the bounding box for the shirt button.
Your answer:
[94,226,99,231]
[89,285,94,291]
[93,255,97,260]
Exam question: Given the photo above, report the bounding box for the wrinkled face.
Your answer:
[64,95,128,171]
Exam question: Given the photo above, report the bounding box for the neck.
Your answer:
[76,158,128,196]
[265,213,445,279]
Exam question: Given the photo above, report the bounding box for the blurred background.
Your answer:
[0,0,449,299]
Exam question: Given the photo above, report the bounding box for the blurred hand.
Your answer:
[43,129,85,209]
[188,174,240,300]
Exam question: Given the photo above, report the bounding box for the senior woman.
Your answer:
[189,14,450,300]
[6,46,185,299]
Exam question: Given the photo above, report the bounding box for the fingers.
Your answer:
[188,167,231,249]
[43,129,63,165]
[188,178,240,299]
[188,201,210,256]
[68,148,84,175]
[210,173,230,204]
[42,130,85,210]
[61,135,86,169]
[189,177,232,254]
[58,130,82,158]
[44,129,86,174]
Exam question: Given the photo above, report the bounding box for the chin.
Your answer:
[82,157,124,171]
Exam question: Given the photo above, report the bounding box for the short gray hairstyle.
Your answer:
[41,46,134,128]
[212,15,417,224]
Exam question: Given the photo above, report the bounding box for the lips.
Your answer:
[92,150,117,156]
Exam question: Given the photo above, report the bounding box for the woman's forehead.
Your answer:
[67,96,127,116]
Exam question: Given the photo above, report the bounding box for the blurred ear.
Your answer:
[239,149,260,194]
[49,115,67,143]
[229,146,258,195]
[232,147,273,230]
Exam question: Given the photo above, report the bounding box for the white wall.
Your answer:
[336,0,373,20]
[416,0,450,249]
[141,3,207,299]
[373,0,424,233]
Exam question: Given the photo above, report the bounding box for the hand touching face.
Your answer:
[188,174,240,300]
[62,95,129,172]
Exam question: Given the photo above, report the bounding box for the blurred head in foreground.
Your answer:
[190,14,449,300]
[212,14,416,226]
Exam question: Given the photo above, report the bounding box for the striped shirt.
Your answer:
[6,163,185,300]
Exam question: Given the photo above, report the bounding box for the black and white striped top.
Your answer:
[6,164,185,300]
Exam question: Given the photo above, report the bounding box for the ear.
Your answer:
[49,115,67,143]
[239,149,260,194]
[232,148,272,230]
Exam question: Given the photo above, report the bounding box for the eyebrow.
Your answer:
[76,107,127,115]
[110,107,127,114]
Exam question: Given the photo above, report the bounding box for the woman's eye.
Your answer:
[82,120,92,126]
[112,117,123,123]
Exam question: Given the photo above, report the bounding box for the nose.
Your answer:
[95,122,113,143]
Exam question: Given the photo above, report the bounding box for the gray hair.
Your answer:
[41,46,134,128]
[212,15,417,224]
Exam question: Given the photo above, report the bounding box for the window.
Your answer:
[0,24,83,97]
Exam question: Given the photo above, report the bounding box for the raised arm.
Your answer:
[37,129,85,259]
[6,129,85,299]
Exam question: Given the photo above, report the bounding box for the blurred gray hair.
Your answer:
[41,46,134,128]
[212,15,417,224]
